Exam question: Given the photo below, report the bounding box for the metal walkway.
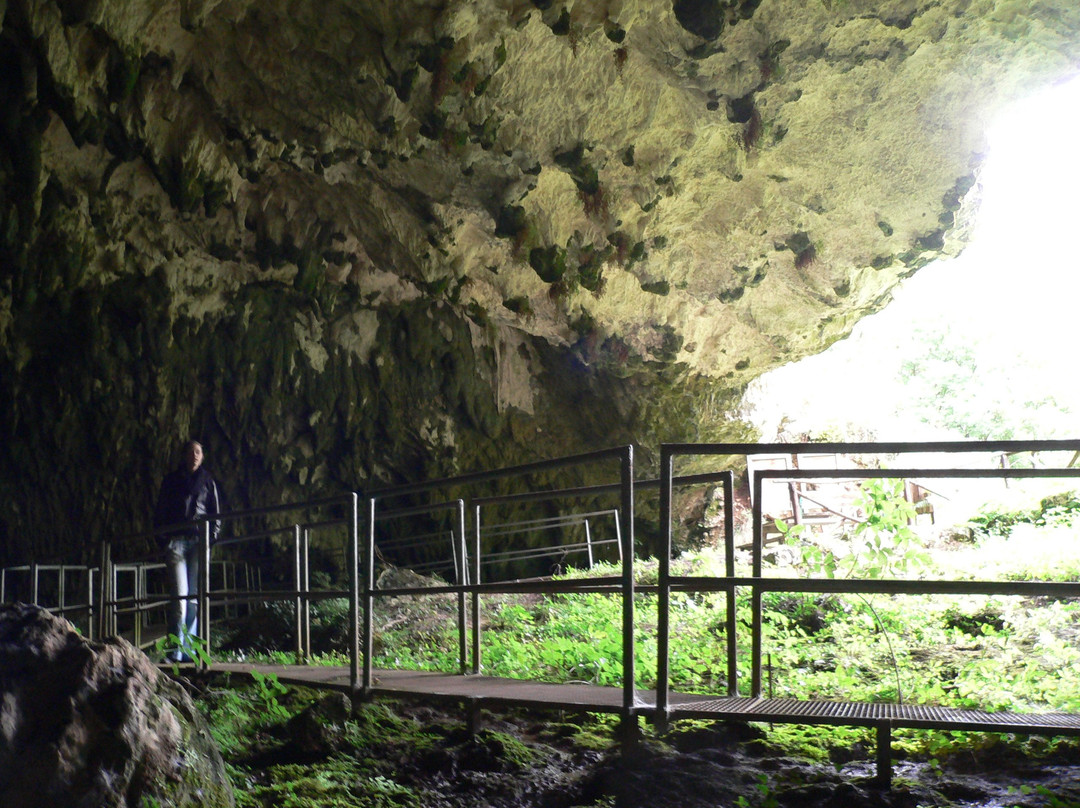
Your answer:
[16,439,1080,787]
[204,663,632,711]
[200,662,1080,733]
[189,661,1080,784]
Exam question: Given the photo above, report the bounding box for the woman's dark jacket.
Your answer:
[153,466,221,545]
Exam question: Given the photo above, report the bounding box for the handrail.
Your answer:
[481,539,618,564]
[87,438,1080,759]
[0,563,97,636]
[109,493,357,546]
[98,493,359,676]
[362,446,636,720]
[657,439,1080,723]
[479,508,618,538]
[367,446,631,500]
[665,438,1080,456]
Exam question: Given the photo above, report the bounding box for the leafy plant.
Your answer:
[236,757,421,808]
[250,670,292,722]
[786,478,927,580]
[152,631,212,671]
[897,324,1073,440]
[735,775,777,808]
[1007,784,1080,808]
[847,478,928,578]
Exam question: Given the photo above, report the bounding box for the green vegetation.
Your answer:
[194,677,595,808]
[359,566,1080,723]
[969,491,1080,538]
[778,478,928,578]
[898,325,1074,439]
[199,681,422,807]
[351,482,1080,763]
[196,481,1080,804]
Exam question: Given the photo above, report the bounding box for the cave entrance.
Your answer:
[745,73,1080,447]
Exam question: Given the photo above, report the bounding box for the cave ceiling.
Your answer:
[1,0,1078,559]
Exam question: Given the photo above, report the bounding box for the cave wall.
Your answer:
[1,0,1078,563]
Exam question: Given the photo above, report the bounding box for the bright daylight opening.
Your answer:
[745,73,1080,447]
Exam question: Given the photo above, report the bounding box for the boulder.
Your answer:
[0,603,234,808]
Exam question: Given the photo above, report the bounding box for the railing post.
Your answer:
[620,445,636,729]
[456,500,467,675]
[111,565,120,637]
[133,564,142,647]
[87,567,96,641]
[294,524,303,665]
[584,519,594,568]
[97,541,111,640]
[363,496,374,692]
[31,562,39,608]
[656,446,673,729]
[724,472,738,697]
[199,520,211,670]
[302,527,311,662]
[449,529,460,585]
[751,472,764,698]
[348,492,360,693]
[472,504,482,675]
[242,562,252,616]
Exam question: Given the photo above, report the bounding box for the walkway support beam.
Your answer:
[876,721,892,787]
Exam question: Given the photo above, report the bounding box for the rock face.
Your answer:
[0,603,234,808]
[0,0,1078,561]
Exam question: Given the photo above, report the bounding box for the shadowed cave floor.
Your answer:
[192,677,1080,808]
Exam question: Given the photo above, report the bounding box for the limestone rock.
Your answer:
[0,603,234,808]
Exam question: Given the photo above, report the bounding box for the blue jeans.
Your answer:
[166,537,200,659]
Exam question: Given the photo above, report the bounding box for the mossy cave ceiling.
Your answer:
[1,0,1078,560]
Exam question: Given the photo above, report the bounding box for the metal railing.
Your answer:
[367,497,469,675]
[31,437,1080,764]
[95,449,635,705]
[0,563,97,636]
[98,494,360,681]
[365,446,637,715]
[474,509,621,578]
[656,438,1080,719]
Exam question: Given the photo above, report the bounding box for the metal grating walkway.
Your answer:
[200,662,1080,736]
[670,696,1080,734]
[206,663,630,712]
